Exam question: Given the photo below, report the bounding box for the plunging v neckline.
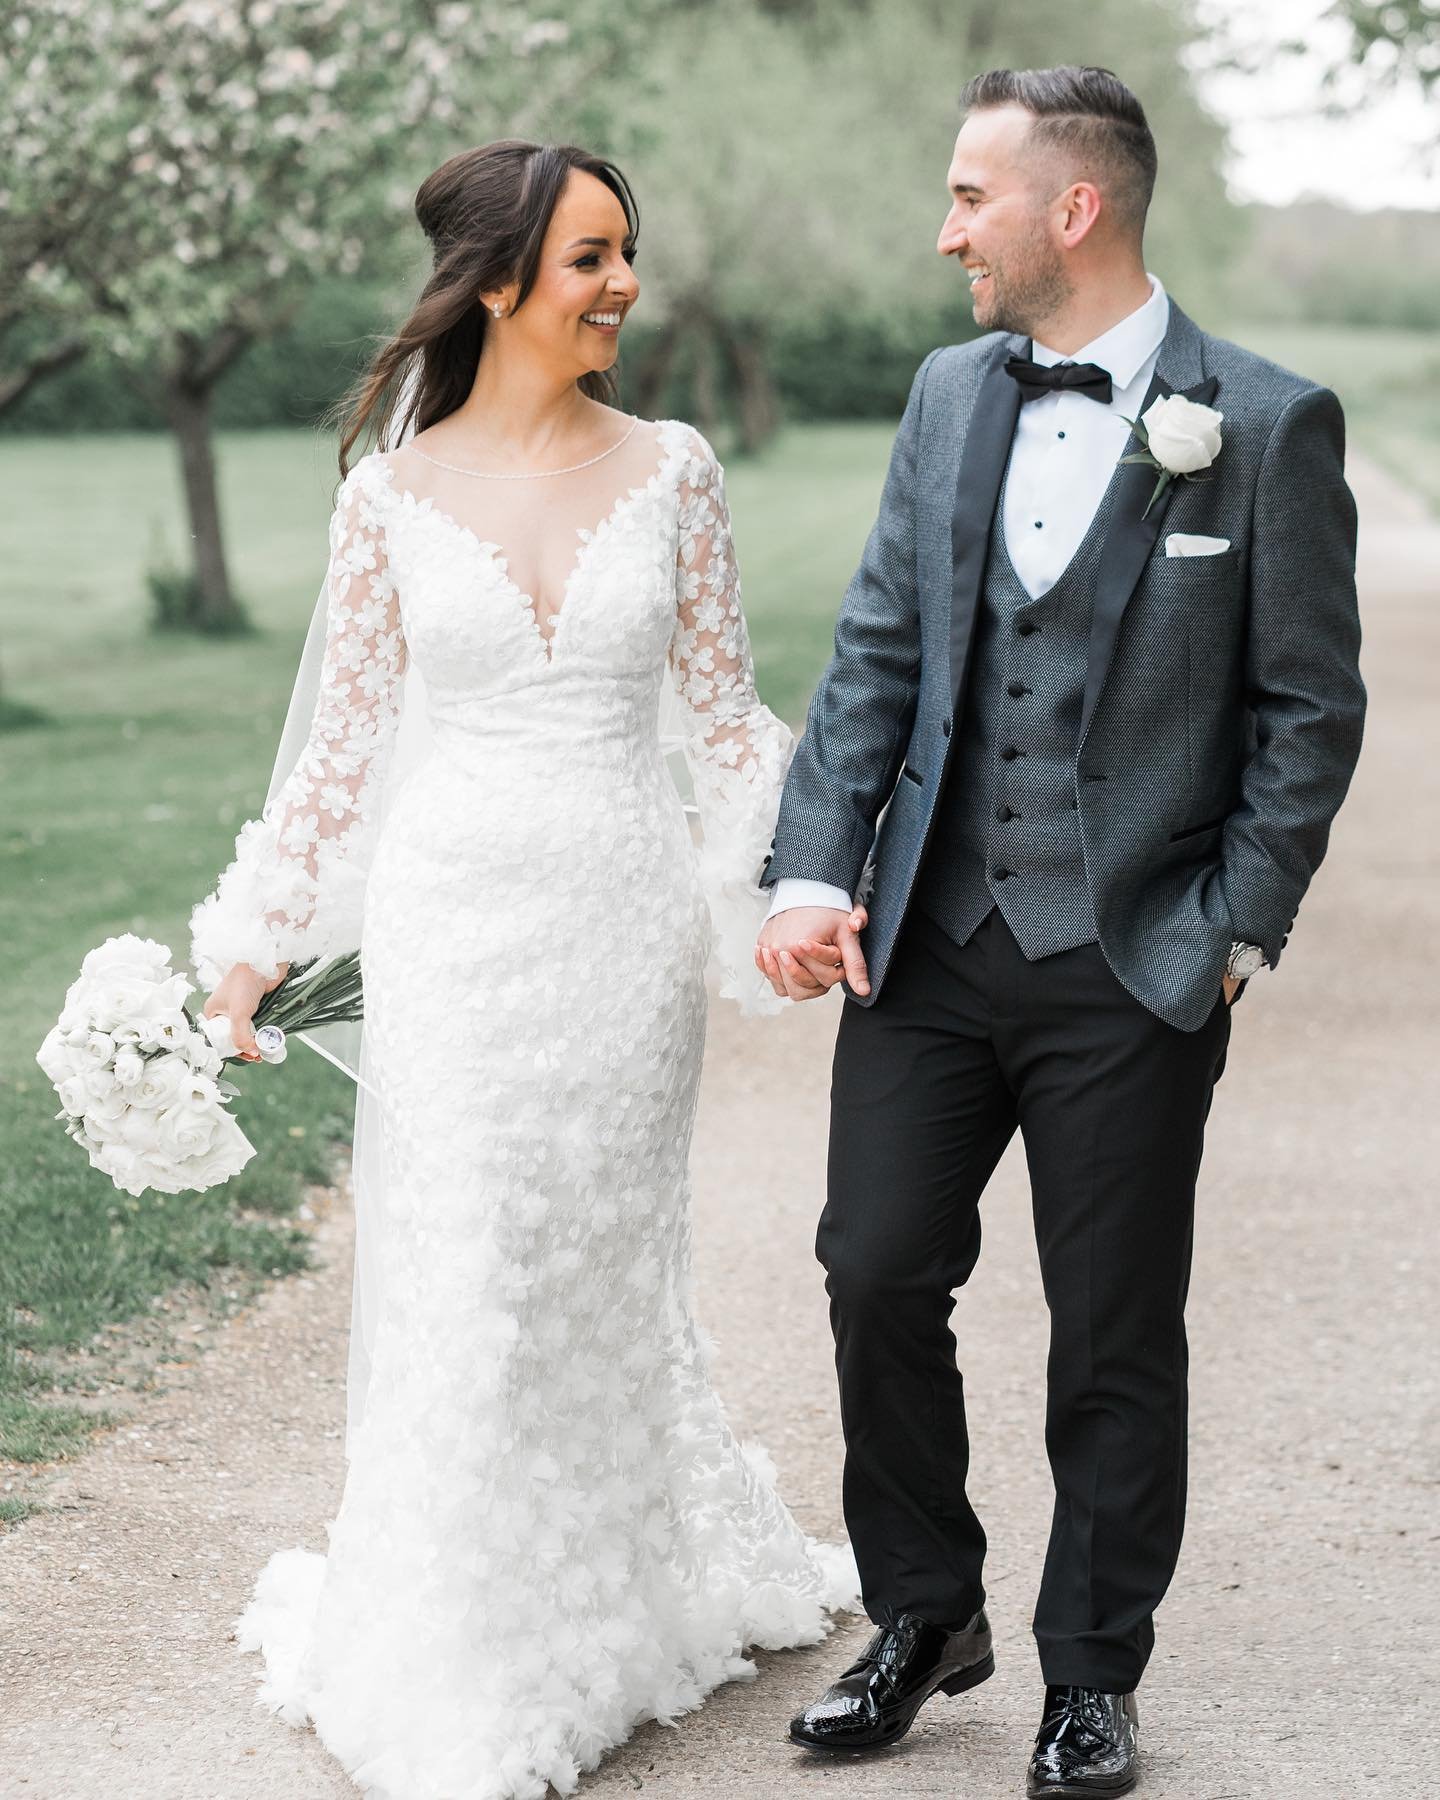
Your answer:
[379,421,688,668]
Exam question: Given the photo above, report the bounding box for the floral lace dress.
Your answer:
[188,417,859,1800]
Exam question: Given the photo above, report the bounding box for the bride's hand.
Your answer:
[204,961,290,1062]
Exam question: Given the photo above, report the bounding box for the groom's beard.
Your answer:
[973,219,1073,338]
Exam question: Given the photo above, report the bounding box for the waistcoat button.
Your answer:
[994,866,1012,880]
[1001,745,1020,761]
[1017,621,1038,635]
[1006,681,1026,698]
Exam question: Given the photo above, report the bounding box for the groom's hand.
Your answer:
[755,906,870,1002]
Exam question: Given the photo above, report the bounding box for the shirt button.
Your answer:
[1058,430,1066,440]
[1033,520,1043,529]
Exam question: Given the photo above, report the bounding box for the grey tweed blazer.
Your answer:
[762,298,1367,1031]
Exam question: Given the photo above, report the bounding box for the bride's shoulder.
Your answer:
[648,416,721,475]
[336,447,402,500]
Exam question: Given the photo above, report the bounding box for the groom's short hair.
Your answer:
[958,65,1158,239]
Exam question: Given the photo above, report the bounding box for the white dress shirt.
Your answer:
[766,275,1170,922]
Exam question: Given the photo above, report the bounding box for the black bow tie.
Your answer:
[1004,355,1114,405]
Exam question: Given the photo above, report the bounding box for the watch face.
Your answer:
[1232,945,1264,979]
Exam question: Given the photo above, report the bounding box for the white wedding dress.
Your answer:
[188,415,859,1800]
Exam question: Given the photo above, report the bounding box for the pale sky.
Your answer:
[1188,0,1440,210]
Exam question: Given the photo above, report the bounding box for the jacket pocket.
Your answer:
[1168,814,1226,841]
[902,764,925,786]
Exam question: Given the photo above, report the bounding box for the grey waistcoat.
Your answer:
[912,461,1124,960]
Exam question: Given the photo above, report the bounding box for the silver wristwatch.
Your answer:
[1226,940,1266,981]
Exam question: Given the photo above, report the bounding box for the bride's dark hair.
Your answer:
[332,140,640,477]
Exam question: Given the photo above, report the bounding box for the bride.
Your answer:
[189,139,859,1799]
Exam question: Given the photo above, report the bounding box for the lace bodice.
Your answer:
[189,417,793,1011]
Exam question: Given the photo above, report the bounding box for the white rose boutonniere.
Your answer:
[1121,393,1223,518]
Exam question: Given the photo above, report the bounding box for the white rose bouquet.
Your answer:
[35,935,363,1197]
[1121,393,1224,517]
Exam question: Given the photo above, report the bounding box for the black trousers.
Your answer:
[819,903,1234,1692]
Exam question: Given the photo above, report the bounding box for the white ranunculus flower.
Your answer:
[136,1006,196,1053]
[184,1113,256,1190]
[84,975,174,1034]
[130,1050,197,1111]
[154,1100,220,1163]
[92,1142,147,1196]
[1141,394,1223,475]
[117,1104,167,1150]
[80,934,174,983]
[183,1031,225,1077]
[81,1103,128,1145]
[36,1027,85,1086]
[175,1069,223,1113]
[81,1068,116,1105]
[76,1029,117,1068]
[112,1046,146,1087]
[56,1073,92,1116]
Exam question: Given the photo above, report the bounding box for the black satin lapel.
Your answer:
[950,344,1024,703]
[1078,370,1220,744]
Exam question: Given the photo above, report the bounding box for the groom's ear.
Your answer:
[1054,180,1104,249]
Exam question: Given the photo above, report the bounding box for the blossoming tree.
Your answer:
[1,0,650,630]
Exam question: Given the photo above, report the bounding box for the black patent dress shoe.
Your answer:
[1026,1684,1140,1797]
[788,1607,994,1752]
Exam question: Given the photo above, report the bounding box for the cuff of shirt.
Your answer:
[764,879,854,922]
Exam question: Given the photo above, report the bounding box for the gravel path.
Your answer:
[1,455,1434,1800]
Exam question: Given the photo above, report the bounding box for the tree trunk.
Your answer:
[630,314,684,420]
[161,372,247,633]
[690,319,721,443]
[722,320,780,454]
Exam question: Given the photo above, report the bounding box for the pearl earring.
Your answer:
[491,303,504,319]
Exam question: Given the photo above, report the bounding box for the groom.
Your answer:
[755,65,1365,1797]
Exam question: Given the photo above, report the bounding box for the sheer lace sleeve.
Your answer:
[668,426,795,1015]
[189,458,407,991]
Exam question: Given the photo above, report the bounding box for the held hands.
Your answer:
[203,961,290,1062]
[755,906,870,1003]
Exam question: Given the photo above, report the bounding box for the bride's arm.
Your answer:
[667,425,795,1015]
[190,459,407,1001]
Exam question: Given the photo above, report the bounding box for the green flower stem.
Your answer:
[182,949,366,1069]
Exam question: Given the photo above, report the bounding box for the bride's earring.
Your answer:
[490,303,505,319]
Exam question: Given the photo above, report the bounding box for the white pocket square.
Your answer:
[1164,533,1231,558]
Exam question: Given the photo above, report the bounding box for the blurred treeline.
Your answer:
[13,196,1438,439]
[6,0,1433,632]
[1229,202,1440,332]
[6,0,1240,451]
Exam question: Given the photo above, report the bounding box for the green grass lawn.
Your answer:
[0,327,1429,1481]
